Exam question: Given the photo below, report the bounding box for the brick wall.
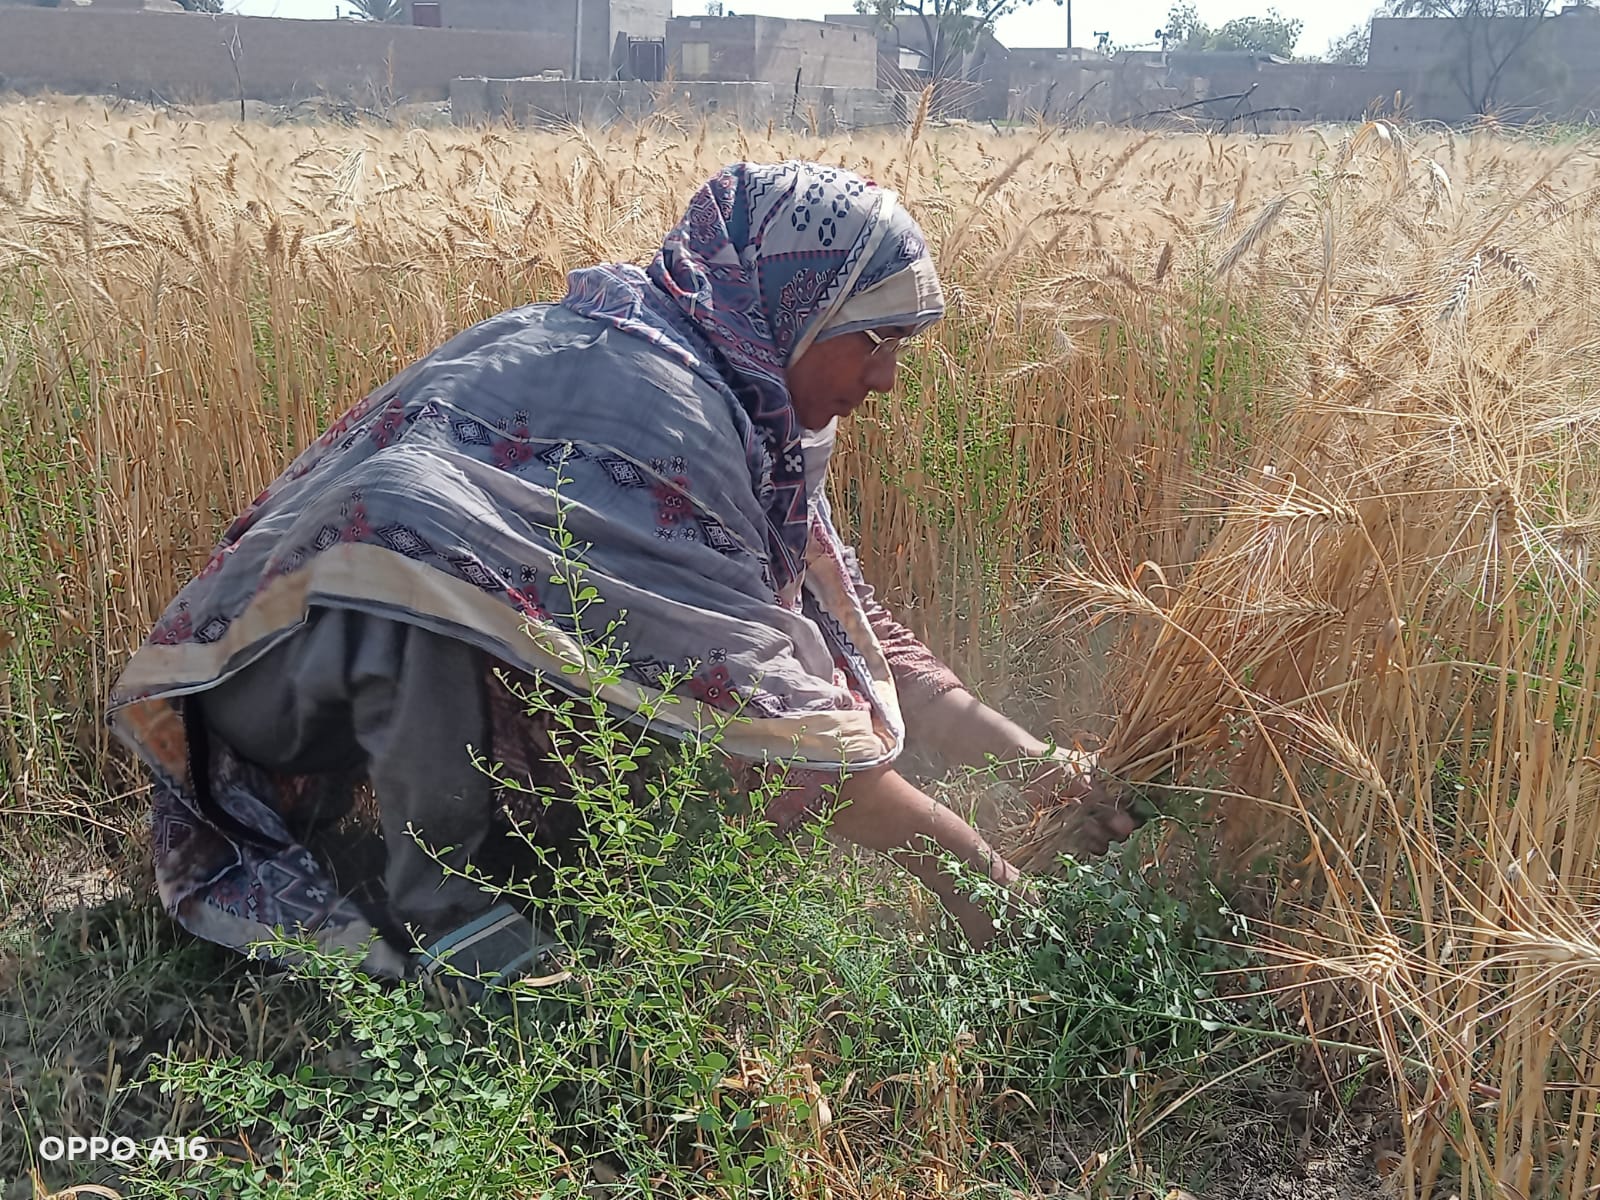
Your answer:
[1006,51,1101,120]
[1367,10,1600,118]
[0,7,567,103]
[607,0,669,58]
[665,15,876,90]
[752,16,876,91]
[450,76,902,129]
[1364,14,1600,70]
[1002,52,1421,125]
[666,14,757,81]
[432,0,665,78]
[1194,61,1415,122]
[438,0,604,77]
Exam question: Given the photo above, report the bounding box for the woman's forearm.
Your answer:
[914,687,1050,776]
[827,766,1018,887]
[825,765,1019,945]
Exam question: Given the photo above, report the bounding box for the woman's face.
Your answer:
[785,326,914,431]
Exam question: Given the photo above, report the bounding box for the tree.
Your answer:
[345,0,408,21]
[1211,12,1303,55]
[1383,0,1555,114]
[174,0,226,11]
[1163,4,1304,57]
[857,0,1056,86]
[1162,3,1207,47]
[1324,22,1371,64]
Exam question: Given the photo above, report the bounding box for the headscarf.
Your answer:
[562,161,943,597]
[811,254,945,346]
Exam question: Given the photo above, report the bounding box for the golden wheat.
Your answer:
[3,99,1599,1197]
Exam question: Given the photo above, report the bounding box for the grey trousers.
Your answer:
[198,608,497,940]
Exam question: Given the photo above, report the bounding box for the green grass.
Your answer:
[2,647,1388,1199]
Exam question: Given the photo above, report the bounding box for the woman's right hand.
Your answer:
[1016,748,1142,858]
[826,765,1031,949]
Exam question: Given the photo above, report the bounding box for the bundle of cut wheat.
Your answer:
[1002,132,1600,1194]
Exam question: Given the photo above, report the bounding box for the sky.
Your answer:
[228,0,1377,61]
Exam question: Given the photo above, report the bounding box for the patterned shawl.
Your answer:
[106,160,948,967]
[564,161,942,598]
[111,158,944,787]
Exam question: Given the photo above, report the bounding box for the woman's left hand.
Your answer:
[915,687,1144,856]
[1015,747,1142,858]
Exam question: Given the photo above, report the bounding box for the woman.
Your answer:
[110,161,1134,988]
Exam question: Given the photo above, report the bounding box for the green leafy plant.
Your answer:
[106,469,1289,1199]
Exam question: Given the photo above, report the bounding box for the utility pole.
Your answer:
[1066,0,1072,52]
[573,0,584,79]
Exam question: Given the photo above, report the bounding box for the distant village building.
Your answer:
[1368,4,1600,72]
[823,11,1009,116]
[0,0,183,7]
[665,15,877,92]
[428,0,670,80]
[0,0,571,102]
[4,0,1600,126]
[1006,46,1095,119]
[1365,5,1600,118]
[84,0,184,10]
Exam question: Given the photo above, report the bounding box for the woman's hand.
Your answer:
[1015,747,1142,858]
[825,765,1028,949]
[915,688,1142,855]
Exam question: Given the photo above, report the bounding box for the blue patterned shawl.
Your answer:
[563,161,941,597]
[106,160,948,969]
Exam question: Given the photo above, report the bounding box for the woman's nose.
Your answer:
[864,353,898,394]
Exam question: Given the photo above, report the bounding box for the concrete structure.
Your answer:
[1157,55,1411,124]
[1005,46,1085,118]
[824,11,1009,118]
[1366,6,1600,119]
[4,0,1600,128]
[432,0,669,80]
[1368,6,1600,71]
[451,75,906,129]
[665,15,877,91]
[1005,49,1414,126]
[0,5,567,103]
[811,5,1598,125]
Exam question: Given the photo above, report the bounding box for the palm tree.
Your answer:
[346,0,408,22]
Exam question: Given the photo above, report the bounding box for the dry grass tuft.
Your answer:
[1007,122,1600,1200]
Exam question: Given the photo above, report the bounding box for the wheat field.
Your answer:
[2,99,1599,1197]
